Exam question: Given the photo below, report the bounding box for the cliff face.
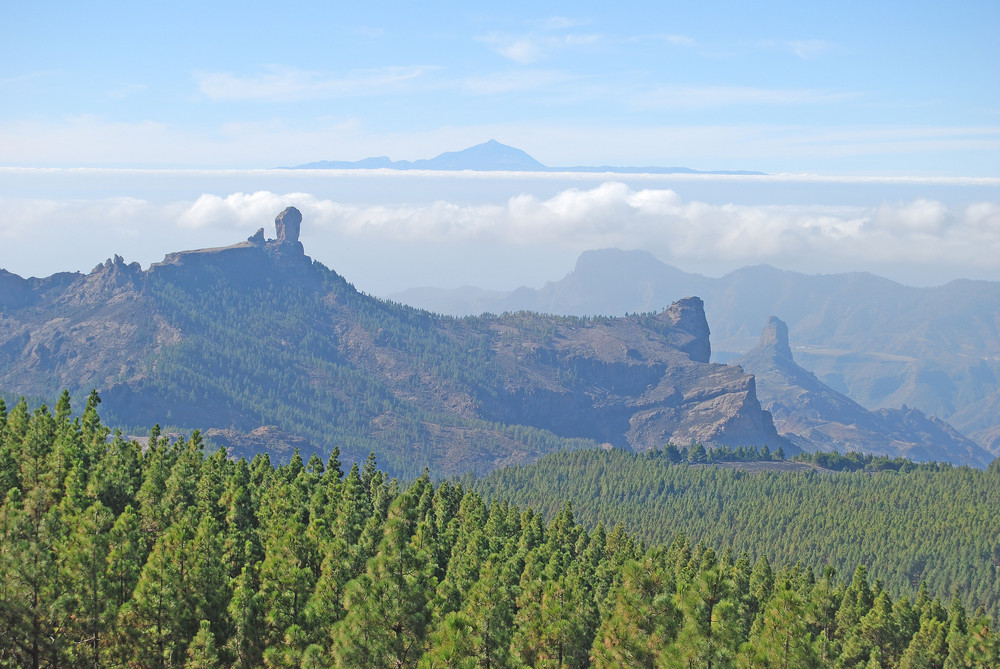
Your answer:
[392,250,1000,456]
[735,317,992,467]
[476,298,786,451]
[0,208,788,474]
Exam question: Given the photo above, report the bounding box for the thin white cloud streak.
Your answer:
[0,117,997,174]
[785,39,836,59]
[477,32,601,64]
[3,166,996,186]
[531,17,593,31]
[463,70,576,95]
[626,33,697,47]
[195,65,435,101]
[0,71,53,86]
[634,85,856,109]
[752,39,839,59]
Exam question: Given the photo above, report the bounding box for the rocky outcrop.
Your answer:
[757,316,792,360]
[480,302,789,452]
[275,206,301,243]
[735,317,992,467]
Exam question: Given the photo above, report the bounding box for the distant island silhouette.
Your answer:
[281,139,765,175]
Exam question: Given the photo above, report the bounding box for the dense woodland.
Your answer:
[134,266,597,476]
[475,447,1000,620]
[2,393,999,668]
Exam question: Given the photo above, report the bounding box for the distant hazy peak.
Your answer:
[574,248,664,272]
[429,139,546,170]
[285,141,764,174]
[758,316,793,360]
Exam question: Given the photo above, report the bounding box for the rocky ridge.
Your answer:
[390,248,1000,456]
[0,209,789,475]
[734,317,992,467]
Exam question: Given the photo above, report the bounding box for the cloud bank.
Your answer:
[173,184,999,269]
[1,183,997,289]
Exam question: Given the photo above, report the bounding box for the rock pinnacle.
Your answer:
[275,206,302,243]
[758,316,793,360]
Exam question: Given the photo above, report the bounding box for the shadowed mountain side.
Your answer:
[0,211,792,477]
[388,248,1000,453]
[734,317,992,467]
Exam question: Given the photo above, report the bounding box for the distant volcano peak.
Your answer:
[284,142,764,175]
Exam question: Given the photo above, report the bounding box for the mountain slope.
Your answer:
[389,248,1000,454]
[733,317,992,467]
[0,209,789,476]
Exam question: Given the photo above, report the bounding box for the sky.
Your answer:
[1,1,999,294]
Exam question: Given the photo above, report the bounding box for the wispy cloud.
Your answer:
[784,39,837,59]
[0,71,53,86]
[463,70,577,95]
[195,65,436,102]
[107,82,147,99]
[353,26,385,38]
[633,85,856,109]
[477,31,601,64]
[627,33,697,47]
[531,16,592,31]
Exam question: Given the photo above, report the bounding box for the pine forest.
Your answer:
[1,392,998,667]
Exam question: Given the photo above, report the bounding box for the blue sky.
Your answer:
[1,2,998,293]
[3,1,998,173]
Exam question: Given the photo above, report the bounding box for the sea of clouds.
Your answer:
[1,170,998,293]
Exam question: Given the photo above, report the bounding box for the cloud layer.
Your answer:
[2,183,998,290]
[174,184,998,268]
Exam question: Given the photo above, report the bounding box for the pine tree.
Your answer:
[331,495,435,669]
[739,579,821,668]
[227,562,265,669]
[663,556,741,669]
[898,616,947,668]
[418,612,479,669]
[106,504,145,608]
[185,620,221,669]
[591,556,681,668]
[860,591,902,665]
[115,514,199,668]
[55,501,114,669]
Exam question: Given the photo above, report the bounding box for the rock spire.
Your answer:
[275,206,302,243]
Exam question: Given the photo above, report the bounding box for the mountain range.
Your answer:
[284,139,765,175]
[0,208,789,477]
[389,248,1000,457]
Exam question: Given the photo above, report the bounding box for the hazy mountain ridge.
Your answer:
[0,210,789,476]
[734,317,992,467]
[389,248,1000,455]
[286,139,764,174]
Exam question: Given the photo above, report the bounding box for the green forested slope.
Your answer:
[110,261,598,477]
[475,448,1000,617]
[2,393,998,667]
[3,236,783,478]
